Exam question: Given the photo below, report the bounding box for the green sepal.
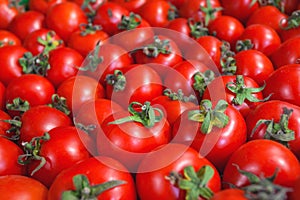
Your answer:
[105,70,126,92]
[142,35,172,57]
[6,97,30,114]
[192,70,215,98]
[200,0,223,26]
[48,94,71,115]
[78,42,103,72]
[118,12,142,30]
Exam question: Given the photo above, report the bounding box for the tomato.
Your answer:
[235,49,274,86]
[29,0,66,14]
[57,75,106,114]
[246,100,300,160]
[19,105,72,142]
[137,0,177,27]
[132,35,183,77]
[72,0,106,15]
[0,0,19,29]
[270,35,300,69]
[290,176,300,200]
[172,100,247,172]
[109,0,147,12]
[93,2,130,36]
[48,156,137,200]
[67,23,109,57]
[278,10,300,42]
[5,74,55,109]
[19,126,92,187]
[0,110,10,136]
[0,81,5,110]
[211,189,247,200]
[98,101,171,171]
[238,24,281,57]
[0,44,28,86]
[105,64,163,109]
[8,10,45,42]
[262,64,300,107]
[208,15,245,49]
[0,30,21,48]
[0,175,48,199]
[23,28,64,56]
[220,0,259,24]
[0,137,25,175]
[45,1,88,43]
[136,143,221,200]
[223,139,300,188]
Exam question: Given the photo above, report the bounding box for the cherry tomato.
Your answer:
[109,0,147,12]
[211,189,247,200]
[0,110,10,136]
[0,30,21,48]
[0,0,19,29]
[29,0,66,14]
[0,81,5,110]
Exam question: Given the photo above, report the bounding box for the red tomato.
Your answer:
[8,10,45,42]
[72,0,106,14]
[223,139,300,188]
[0,81,5,110]
[290,176,300,200]
[109,0,147,12]
[46,1,88,43]
[136,143,221,200]
[211,189,247,200]
[262,64,300,107]
[235,49,274,86]
[172,100,247,172]
[0,0,19,29]
[46,47,83,88]
[93,2,130,35]
[5,74,55,109]
[48,156,137,200]
[29,0,66,14]
[0,44,28,86]
[19,105,72,142]
[208,15,245,49]
[0,175,48,199]
[21,126,92,187]
[0,137,25,176]
[238,24,281,56]
[98,101,171,170]
[57,75,106,114]
[0,30,21,47]
[246,100,300,160]
[0,110,10,135]
[105,64,163,109]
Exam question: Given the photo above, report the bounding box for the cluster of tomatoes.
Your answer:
[1,0,300,199]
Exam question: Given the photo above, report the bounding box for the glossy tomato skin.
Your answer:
[109,0,146,12]
[0,137,25,176]
[0,30,21,47]
[5,74,55,108]
[48,156,137,200]
[235,49,274,86]
[0,175,48,199]
[27,126,92,187]
[290,176,300,200]
[136,143,221,200]
[222,139,300,188]
[20,105,72,143]
[262,64,300,107]
[46,1,88,43]
[172,104,247,172]
[0,45,28,86]
[0,0,19,29]
[210,189,247,200]
[246,100,300,160]
[0,81,5,110]
[0,110,10,136]
[29,0,66,14]
[238,24,281,56]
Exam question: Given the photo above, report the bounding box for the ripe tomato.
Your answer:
[246,100,300,160]
[20,126,92,187]
[29,0,66,14]
[109,0,147,12]
[0,110,10,135]
[262,64,300,107]
[0,81,5,110]
[211,189,247,200]
[0,0,19,29]
[48,156,137,200]
[105,64,163,109]
[0,45,28,86]
[172,100,247,172]
[45,1,88,43]
[136,143,221,200]
[8,10,45,42]
[235,49,274,86]
[0,175,48,199]
[0,137,25,176]
[290,176,300,200]
[0,30,21,47]
[222,139,300,188]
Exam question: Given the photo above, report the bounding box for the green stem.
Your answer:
[280,10,300,30]
[235,39,254,52]
[220,41,237,75]
[105,70,126,92]
[192,70,215,98]
[6,97,30,114]
[188,18,209,39]
[78,42,103,72]
[37,31,63,54]
[47,94,70,115]
[142,35,172,57]
[200,0,223,26]
[163,89,197,103]
[19,52,50,76]
[118,12,142,30]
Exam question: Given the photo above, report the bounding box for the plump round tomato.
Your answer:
[0,110,10,136]
[0,30,21,48]
[0,175,48,199]
[29,0,66,14]
[0,0,19,29]
[211,189,247,200]
[109,0,146,12]
[290,176,300,200]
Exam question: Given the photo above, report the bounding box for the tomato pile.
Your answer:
[1,0,300,199]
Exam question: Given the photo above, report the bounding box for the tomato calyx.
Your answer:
[193,70,215,98]
[18,132,50,176]
[62,174,126,200]
[37,31,63,54]
[19,52,50,76]
[79,42,103,72]
[79,23,102,36]
[118,12,142,30]
[188,18,209,39]
[252,0,284,13]
[108,101,164,128]
[81,0,99,20]
[74,121,96,135]
[250,107,295,147]
[232,164,292,200]
[226,75,271,105]
[142,36,172,57]
[220,41,237,75]
[163,88,197,103]
[200,0,223,26]
[6,97,30,114]
[168,2,178,21]
[105,70,126,91]
[2,116,22,141]
[235,39,254,52]
[188,99,229,134]
[280,10,300,30]
[47,94,71,115]
[166,165,214,200]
